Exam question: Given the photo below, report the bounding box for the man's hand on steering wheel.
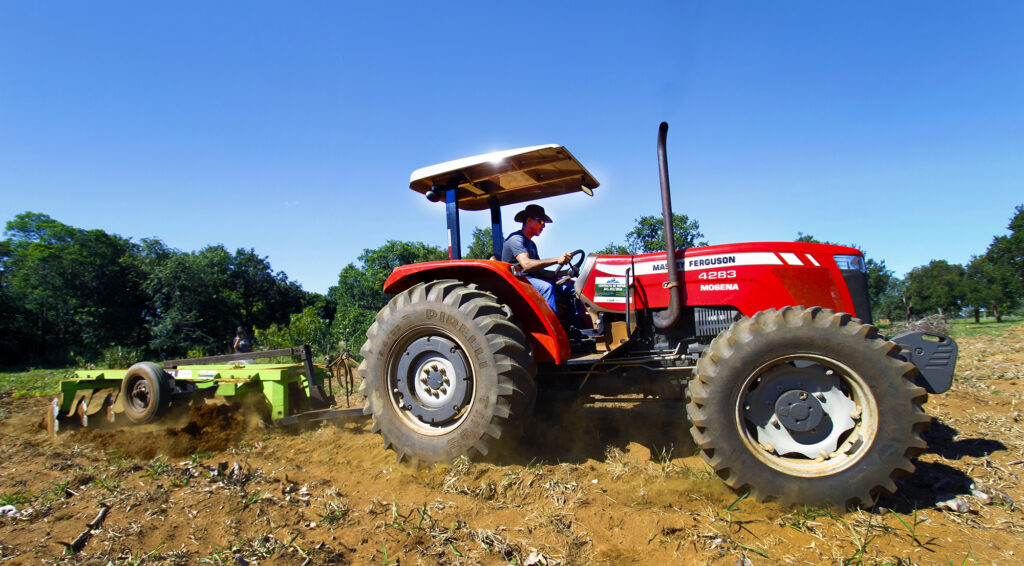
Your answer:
[553,249,586,283]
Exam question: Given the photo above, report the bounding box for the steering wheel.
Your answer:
[554,249,586,282]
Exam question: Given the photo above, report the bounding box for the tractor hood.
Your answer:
[409,144,599,211]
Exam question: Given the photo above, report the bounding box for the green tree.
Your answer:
[866,259,907,322]
[988,204,1024,289]
[1,212,148,364]
[904,260,967,319]
[965,205,1024,322]
[625,213,706,253]
[256,305,339,359]
[594,242,629,255]
[328,240,446,357]
[965,254,1020,323]
[794,232,824,243]
[143,245,310,357]
[465,226,494,259]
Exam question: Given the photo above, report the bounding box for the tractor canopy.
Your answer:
[409,144,599,260]
[410,144,599,211]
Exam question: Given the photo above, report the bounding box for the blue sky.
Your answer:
[2,1,1021,294]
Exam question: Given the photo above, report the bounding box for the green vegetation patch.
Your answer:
[0,368,67,396]
[949,317,1023,339]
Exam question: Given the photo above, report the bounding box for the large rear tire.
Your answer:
[686,306,930,506]
[359,280,536,463]
[120,362,172,425]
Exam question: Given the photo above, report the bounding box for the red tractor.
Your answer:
[358,123,957,506]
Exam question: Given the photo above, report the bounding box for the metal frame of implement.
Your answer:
[53,346,363,430]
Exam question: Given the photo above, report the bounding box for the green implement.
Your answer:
[47,346,364,434]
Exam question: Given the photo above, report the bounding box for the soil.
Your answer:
[1,326,1023,565]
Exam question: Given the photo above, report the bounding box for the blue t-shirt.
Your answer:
[502,230,539,272]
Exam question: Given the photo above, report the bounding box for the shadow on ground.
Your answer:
[507,398,697,466]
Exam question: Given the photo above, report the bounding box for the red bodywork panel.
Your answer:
[576,242,863,316]
[383,260,571,364]
[383,242,864,366]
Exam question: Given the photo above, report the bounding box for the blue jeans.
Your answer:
[527,276,573,313]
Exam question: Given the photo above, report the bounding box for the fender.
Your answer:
[384,260,571,364]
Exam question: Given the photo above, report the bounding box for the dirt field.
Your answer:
[2,325,1023,565]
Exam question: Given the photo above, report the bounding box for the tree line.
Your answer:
[2,205,1020,367]
[0,212,316,366]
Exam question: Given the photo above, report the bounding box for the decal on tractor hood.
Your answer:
[700,283,739,291]
[595,252,783,276]
[594,276,628,304]
[687,252,782,270]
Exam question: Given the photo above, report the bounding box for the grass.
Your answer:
[0,367,68,396]
[948,316,1023,339]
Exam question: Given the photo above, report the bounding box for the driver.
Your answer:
[501,204,573,312]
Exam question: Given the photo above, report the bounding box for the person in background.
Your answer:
[233,326,253,353]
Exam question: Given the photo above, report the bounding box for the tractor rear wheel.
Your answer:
[686,306,930,506]
[120,362,172,425]
[359,280,536,463]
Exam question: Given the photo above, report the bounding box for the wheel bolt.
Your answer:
[420,377,428,384]
[440,386,448,394]
[814,392,825,401]
[432,391,440,398]
[443,377,450,385]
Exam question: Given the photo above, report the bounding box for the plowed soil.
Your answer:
[2,326,1023,565]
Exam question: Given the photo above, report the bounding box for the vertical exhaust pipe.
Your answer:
[654,122,682,330]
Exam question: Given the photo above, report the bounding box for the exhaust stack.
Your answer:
[654,122,682,330]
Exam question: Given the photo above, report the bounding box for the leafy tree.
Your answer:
[256,305,339,359]
[866,259,907,322]
[965,205,1024,322]
[965,254,1020,323]
[1,212,148,364]
[594,242,629,255]
[794,232,824,243]
[465,226,495,259]
[625,213,707,254]
[904,260,967,319]
[987,204,1024,289]
[328,240,446,357]
[143,245,310,358]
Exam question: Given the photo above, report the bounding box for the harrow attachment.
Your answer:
[48,346,365,434]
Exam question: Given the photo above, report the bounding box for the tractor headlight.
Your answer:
[834,254,866,272]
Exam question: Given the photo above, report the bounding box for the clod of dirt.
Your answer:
[70,403,248,459]
[165,403,247,455]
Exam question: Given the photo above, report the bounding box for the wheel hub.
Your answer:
[129,380,151,410]
[393,335,471,426]
[744,363,858,459]
[774,389,824,432]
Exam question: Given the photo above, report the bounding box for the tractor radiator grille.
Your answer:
[694,307,740,339]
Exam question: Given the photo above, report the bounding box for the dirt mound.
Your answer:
[70,402,249,459]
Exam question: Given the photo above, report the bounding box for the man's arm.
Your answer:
[516,251,572,275]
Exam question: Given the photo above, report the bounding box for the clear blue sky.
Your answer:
[2,2,1021,294]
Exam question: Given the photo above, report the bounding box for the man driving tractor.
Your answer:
[500,204,574,313]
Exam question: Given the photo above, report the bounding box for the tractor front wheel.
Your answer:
[686,306,930,506]
[359,280,536,463]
